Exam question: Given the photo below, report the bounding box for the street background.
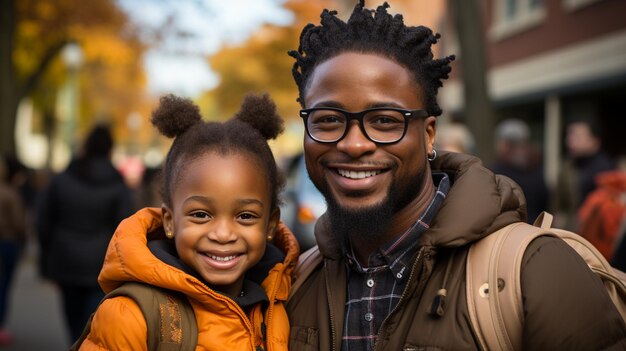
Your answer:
[4,242,68,351]
[1,0,626,349]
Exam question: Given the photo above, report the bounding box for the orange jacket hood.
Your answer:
[99,207,299,299]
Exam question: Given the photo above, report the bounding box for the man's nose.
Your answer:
[336,121,377,157]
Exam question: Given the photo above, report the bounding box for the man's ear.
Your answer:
[424,116,437,155]
[162,204,173,234]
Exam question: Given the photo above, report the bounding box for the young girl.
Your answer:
[79,94,299,350]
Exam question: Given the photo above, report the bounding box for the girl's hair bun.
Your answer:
[234,93,284,140]
[151,94,202,138]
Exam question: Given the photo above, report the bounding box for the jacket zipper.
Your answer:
[219,293,257,351]
[263,264,285,351]
[324,259,339,351]
[373,246,429,351]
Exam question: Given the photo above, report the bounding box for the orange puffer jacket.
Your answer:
[80,207,299,351]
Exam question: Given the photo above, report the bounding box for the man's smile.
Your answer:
[337,168,383,179]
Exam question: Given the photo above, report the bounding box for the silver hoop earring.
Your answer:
[428,149,437,162]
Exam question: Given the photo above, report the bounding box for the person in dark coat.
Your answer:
[558,118,616,230]
[36,124,133,343]
[0,156,27,346]
[490,118,548,223]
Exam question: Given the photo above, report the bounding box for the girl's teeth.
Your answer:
[337,169,381,179]
[208,255,236,262]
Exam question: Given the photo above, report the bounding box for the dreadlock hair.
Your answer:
[151,93,285,210]
[289,0,455,116]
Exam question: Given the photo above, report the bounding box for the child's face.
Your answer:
[163,151,279,297]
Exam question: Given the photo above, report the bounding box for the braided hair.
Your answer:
[151,93,285,209]
[289,0,455,116]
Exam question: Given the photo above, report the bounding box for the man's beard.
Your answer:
[316,170,426,243]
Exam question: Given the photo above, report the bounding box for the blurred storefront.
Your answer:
[440,0,626,207]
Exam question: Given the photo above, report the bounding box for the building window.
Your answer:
[490,0,547,40]
[563,0,604,12]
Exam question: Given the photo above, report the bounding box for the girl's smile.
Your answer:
[163,151,279,297]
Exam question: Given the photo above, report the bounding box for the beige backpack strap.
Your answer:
[467,221,550,351]
[548,228,626,321]
[532,211,553,229]
[289,245,323,301]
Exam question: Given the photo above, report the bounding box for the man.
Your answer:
[490,118,548,223]
[559,118,616,229]
[286,1,626,350]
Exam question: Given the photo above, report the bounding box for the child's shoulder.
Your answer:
[78,293,146,350]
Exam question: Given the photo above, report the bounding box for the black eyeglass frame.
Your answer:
[299,107,429,144]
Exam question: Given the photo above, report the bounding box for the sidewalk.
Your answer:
[2,244,70,351]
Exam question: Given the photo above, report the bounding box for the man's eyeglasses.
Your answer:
[300,107,429,144]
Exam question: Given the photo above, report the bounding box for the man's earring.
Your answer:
[165,230,174,239]
[428,149,437,162]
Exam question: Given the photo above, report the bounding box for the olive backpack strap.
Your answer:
[69,282,197,351]
[288,245,323,301]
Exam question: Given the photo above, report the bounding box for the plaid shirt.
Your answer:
[341,173,450,351]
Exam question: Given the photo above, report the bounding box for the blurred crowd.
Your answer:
[435,117,626,270]
[1,118,626,347]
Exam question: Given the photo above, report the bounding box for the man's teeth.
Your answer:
[337,169,382,179]
[208,255,237,262]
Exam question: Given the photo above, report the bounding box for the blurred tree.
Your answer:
[0,0,149,161]
[201,0,333,122]
[202,0,441,123]
[450,0,496,164]
[205,25,301,120]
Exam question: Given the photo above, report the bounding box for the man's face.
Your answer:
[302,52,436,237]
[566,122,599,157]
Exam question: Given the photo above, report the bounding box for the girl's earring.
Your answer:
[165,230,174,239]
[267,233,273,241]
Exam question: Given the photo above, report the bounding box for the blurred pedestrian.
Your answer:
[0,156,27,346]
[490,118,548,222]
[133,165,162,210]
[558,118,616,229]
[35,124,133,343]
[577,170,626,261]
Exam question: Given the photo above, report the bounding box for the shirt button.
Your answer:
[364,313,373,321]
[366,279,374,288]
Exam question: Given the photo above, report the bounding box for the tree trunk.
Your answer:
[0,0,17,157]
[451,0,496,165]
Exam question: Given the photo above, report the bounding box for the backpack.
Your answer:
[69,282,198,351]
[289,212,626,351]
[466,211,626,351]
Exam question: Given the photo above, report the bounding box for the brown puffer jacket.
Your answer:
[287,152,626,351]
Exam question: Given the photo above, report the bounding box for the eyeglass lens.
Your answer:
[306,109,407,143]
